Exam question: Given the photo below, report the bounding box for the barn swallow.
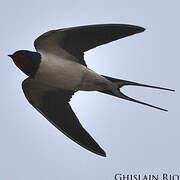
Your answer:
[8,24,174,157]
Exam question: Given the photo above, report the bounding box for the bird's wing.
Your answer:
[22,78,106,157]
[34,24,145,66]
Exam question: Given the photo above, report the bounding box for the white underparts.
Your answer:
[35,53,115,92]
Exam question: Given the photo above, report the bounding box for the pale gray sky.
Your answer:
[1,0,179,179]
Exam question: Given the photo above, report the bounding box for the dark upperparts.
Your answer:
[9,50,41,78]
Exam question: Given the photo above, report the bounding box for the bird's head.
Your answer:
[8,50,41,77]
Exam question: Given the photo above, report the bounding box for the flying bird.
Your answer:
[8,24,174,157]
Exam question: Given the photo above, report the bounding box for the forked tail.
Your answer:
[100,75,174,112]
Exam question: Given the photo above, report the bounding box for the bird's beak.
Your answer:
[8,54,13,58]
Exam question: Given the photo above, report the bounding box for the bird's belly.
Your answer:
[35,58,86,90]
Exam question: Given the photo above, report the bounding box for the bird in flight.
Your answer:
[8,24,174,157]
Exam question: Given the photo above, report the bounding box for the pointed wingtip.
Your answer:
[97,152,106,157]
[91,147,106,157]
[99,150,106,157]
[138,26,146,33]
[142,27,146,31]
[130,25,145,33]
[125,24,145,34]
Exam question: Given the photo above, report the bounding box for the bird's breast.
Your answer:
[34,54,87,90]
